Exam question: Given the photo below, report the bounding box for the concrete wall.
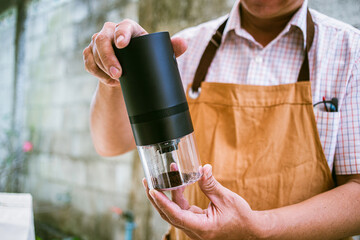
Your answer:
[309,0,360,29]
[0,8,16,131]
[138,0,233,34]
[0,0,359,239]
[21,0,149,239]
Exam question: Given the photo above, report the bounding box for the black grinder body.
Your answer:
[114,32,194,146]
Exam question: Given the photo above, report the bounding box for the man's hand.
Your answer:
[84,19,188,156]
[82,19,187,87]
[143,164,266,240]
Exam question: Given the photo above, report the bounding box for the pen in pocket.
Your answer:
[313,97,338,112]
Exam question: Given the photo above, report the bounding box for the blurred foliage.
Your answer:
[36,237,81,240]
[35,220,82,240]
[0,122,33,192]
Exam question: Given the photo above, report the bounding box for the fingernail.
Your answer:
[116,35,124,45]
[149,189,156,199]
[110,66,120,78]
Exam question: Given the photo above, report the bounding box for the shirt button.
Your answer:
[255,56,263,63]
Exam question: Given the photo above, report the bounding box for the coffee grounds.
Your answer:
[153,171,197,189]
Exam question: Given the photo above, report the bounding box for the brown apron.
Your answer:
[165,10,337,240]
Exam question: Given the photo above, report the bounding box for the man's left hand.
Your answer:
[143,164,267,240]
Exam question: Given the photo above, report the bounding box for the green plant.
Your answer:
[0,126,33,192]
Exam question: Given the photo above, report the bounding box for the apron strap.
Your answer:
[191,9,315,93]
[298,9,315,82]
[191,20,227,93]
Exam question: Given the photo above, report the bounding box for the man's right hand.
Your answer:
[83,19,188,87]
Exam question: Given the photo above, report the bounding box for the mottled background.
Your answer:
[0,0,359,239]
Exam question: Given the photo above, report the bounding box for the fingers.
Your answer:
[113,21,186,58]
[142,178,172,223]
[114,19,148,49]
[148,187,204,230]
[93,22,122,80]
[83,46,120,87]
[198,164,228,207]
[188,205,205,214]
[84,19,186,87]
[143,178,205,239]
[83,22,122,86]
[171,185,204,214]
[171,186,190,210]
[92,44,106,72]
[169,163,203,213]
[149,188,208,240]
[170,162,179,171]
[171,37,188,57]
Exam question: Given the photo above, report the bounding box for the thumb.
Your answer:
[171,37,187,58]
[198,164,227,206]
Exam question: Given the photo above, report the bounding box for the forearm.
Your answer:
[261,176,360,239]
[90,81,135,156]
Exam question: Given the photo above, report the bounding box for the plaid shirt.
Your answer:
[175,0,360,175]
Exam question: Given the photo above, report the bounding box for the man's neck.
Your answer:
[240,5,301,47]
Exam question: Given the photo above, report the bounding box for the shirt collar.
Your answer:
[223,0,309,48]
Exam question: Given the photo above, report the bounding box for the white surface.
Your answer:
[0,193,35,240]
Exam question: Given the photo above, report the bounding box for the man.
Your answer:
[83,0,360,239]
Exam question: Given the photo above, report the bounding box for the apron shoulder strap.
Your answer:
[191,9,315,92]
[298,9,315,82]
[191,19,227,92]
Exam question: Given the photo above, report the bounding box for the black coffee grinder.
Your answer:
[114,32,201,190]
